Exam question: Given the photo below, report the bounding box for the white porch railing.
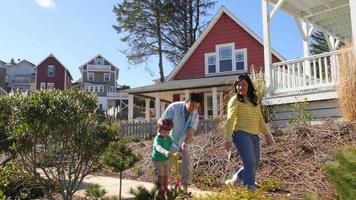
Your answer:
[87,64,111,71]
[271,48,352,96]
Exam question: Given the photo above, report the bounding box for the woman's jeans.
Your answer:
[232,130,260,189]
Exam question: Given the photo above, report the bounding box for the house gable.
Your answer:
[169,7,283,81]
[35,54,72,90]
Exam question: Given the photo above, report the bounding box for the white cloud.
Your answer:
[35,0,56,9]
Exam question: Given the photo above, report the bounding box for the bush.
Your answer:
[85,183,107,199]
[0,162,44,199]
[288,98,312,125]
[324,145,356,200]
[260,179,282,193]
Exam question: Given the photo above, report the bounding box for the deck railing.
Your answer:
[271,48,351,96]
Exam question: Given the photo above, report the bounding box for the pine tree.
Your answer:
[310,30,330,55]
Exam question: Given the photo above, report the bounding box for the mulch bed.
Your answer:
[97,120,356,200]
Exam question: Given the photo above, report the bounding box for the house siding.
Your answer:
[173,13,281,80]
[0,68,6,90]
[36,56,66,90]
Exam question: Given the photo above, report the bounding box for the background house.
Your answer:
[77,54,128,115]
[5,59,36,93]
[35,54,72,90]
[125,6,284,121]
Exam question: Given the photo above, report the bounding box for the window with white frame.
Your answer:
[104,73,110,81]
[205,53,216,74]
[206,94,221,117]
[47,83,54,89]
[109,86,114,92]
[48,65,55,77]
[40,82,46,90]
[205,43,248,75]
[235,49,247,71]
[94,58,103,65]
[219,46,232,72]
[88,73,94,81]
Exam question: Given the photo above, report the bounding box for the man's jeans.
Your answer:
[232,130,260,189]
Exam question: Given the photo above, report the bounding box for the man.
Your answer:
[160,92,202,192]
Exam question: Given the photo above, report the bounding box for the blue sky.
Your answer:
[0,0,303,88]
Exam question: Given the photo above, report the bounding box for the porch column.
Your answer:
[128,94,134,122]
[145,98,150,121]
[262,0,272,97]
[155,92,161,119]
[350,0,356,48]
[184,89,190,101]
[301,20,312,76]
[219,91,224,115]
[212,87,218,118]
[160,102,166,115]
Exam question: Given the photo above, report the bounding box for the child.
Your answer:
[152,118,182,196]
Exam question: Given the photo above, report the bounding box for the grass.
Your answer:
[338,42,356,122]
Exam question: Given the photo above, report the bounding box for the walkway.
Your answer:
[75,175,210,199]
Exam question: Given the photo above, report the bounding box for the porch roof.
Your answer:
[269,0,351,41]
[124,75,237,94]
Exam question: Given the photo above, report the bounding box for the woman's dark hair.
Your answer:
[233,74,258,106]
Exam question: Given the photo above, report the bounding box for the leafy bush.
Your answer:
[0,162,44,199]
[6,90,116,199]
[288,98,312,125]
[85,183,107,199]
[132,166,144,176]
[260,179,282,193]
[324,145,356,200]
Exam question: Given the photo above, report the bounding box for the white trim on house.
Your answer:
[166,6,285,81]
[40,82,46,90]
[87,72,94,81]
[104,73,110,81]
[78,54,119,72]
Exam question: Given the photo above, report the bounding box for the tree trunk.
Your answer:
[155,0,164,83]
[119,171,123,200]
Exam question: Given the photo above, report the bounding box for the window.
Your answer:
[88,73,94,81]
[206,94,220,117]
[99,104,103,110]
[104,73,110,81]
[94,58,103,65]
[205,54,216,74]
[48,65,55,77]
[219,46,232,72]
[109,86,114,92]
[47,83,54,89]
[40,82,46,89]
[235,49,247,71]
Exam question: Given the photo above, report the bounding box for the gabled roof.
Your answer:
[78,54,119,72]
[167,6,285,81]
[35,53,73,80]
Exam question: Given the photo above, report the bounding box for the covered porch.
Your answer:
[262,0,355,105]
[124,75,236,122]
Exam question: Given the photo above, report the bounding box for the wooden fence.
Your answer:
[119,118,220,140]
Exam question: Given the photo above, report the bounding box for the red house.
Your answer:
[125,6,284,121]
[35,54,72,90]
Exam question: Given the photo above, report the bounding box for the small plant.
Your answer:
[288,97,312,125]
[85,184,107,200]
[303,193,319,200]
[102,139,141,200]
[129,185,155,200]
[132,166,144,176]
[324,145,356,200]
[260,179,282,193]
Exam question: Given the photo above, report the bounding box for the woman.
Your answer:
[224,74,274,191]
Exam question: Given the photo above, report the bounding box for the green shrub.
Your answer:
[260,179,282,193]
[85,183,107,199]
[324,145,356,200]
[303,193,319,200]
[129,185,155,200]
[132,166,144,176]
[288,98,312,125]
